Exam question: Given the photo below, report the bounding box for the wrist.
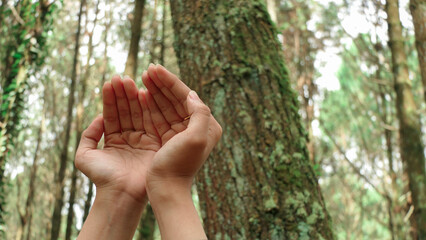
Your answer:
[146,172,193,200]
[148,185,206,240]
[78,188,146,240]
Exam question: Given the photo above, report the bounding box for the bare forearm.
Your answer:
[148,183,207,240]
[78,189,146,240]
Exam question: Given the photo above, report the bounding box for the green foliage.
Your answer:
[0,0,61,234]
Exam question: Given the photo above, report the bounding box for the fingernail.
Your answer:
[123,75,130,79]
[189,91,200,101]
[149,63,155,67]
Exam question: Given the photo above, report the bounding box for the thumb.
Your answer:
[77,115,104,155]
[186,91,210,136]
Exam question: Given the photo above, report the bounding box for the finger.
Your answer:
[123,77,144,131]
[144,90,171,136]
[77,115,104,154]
[139,89,158,137]
[111,75,134,131]
[151,64,190,117]
[103,82,121,135]
[186,91,210,141]
[143,69,182,124]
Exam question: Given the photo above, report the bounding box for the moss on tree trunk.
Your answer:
[386,0,426,238]
[170,0,334,239]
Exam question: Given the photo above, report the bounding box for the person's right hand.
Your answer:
[140,64,222,193]
[140,64,221,240]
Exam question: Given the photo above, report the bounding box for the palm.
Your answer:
[76,76,163,202]
[81,132,160,196]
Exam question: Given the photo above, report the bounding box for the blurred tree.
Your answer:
[385,0,426,238]
[409,0,426,102]
[15,106,44,240]
[64,1,100,239]
[271,0,322,163]
[124,0,146,79]
[0,0,58,231]
[50,0,85,239]
[170,0,333,238]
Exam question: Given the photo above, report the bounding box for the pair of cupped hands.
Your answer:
[75,64,221,239]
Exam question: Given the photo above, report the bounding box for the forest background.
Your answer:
[0,0,425,239]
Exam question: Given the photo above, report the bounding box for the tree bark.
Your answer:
[50,0,85,239]
[385,0,426,238]
[170,1,334,238]
[409,0,426,102]
[124,0,146,79]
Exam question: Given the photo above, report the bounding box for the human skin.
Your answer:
[76,64,222,240]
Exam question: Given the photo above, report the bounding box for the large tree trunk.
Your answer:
[124,0,146,79]
[170,1,334,238]
[385,0,426,238]
[409,0,426,102]
[50,0,85,239]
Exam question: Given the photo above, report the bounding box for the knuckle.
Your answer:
[187,134,208,148]
[197,104,211,116]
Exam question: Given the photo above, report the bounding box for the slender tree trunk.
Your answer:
[124,0,157,237]
[25,212,32,240]
[385,0,426,238]
[124,0,146,79]
[50,0,85,239]
[159,0,166,65]
[149,0,159,63]
[137,205,156,240]
[18,115,44,240]
[170,1,334,238]
[82,182,93,223]
[64,1,99,239]
[409,0,426,102]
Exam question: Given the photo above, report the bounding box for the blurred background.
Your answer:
[0,0,425,239]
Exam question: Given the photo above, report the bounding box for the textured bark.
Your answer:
[124,0,146,79]
[409,0,426,102]
[50,0,85,239]
[170,1,333,239]
[385,0,426,238]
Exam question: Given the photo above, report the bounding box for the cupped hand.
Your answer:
[75,75,162,203]
[140,64,222,193]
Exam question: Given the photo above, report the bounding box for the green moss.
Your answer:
[262,185,278,211]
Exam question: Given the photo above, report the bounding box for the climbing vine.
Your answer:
[0,0,60,233]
